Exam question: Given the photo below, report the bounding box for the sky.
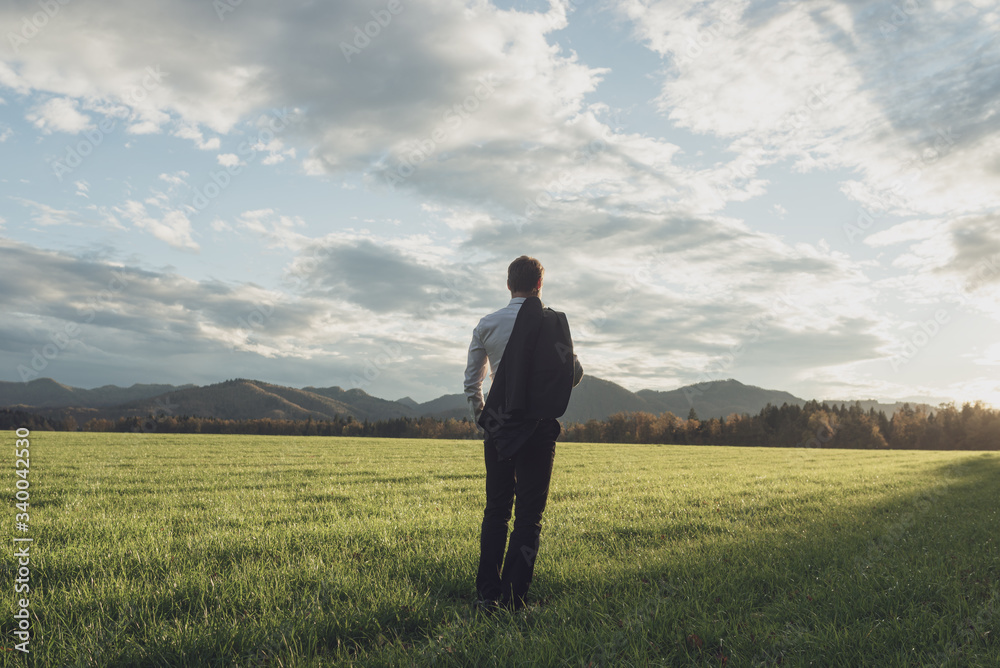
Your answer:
[0,0,998,406]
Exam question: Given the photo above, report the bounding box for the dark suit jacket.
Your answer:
[477,296,577,461]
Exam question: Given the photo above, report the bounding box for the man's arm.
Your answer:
[464,323,488,424]
[572,354,584,387]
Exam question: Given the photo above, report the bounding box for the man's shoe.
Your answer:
[498,595,526,613]
[473,597,500,617]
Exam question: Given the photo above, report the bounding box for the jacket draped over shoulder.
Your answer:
[477,296,576,461]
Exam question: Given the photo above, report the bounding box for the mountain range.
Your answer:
[0,376,931,425]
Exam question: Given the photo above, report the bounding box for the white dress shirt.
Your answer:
[464,298,526,417]
[464,297,583,420]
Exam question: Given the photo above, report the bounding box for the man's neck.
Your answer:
[510,292,539,299]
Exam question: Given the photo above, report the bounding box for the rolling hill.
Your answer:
[0,378,195,408]
[1,375,933,426]
[114,379,359,421]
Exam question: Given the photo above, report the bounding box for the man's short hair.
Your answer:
[508,255,544,294]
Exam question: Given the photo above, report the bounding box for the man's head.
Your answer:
[507,255,544,297]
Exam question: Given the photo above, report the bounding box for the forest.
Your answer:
[3,399,998,450]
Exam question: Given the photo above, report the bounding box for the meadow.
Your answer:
[2,431,998,667]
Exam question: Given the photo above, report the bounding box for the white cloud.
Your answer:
[1,0,997,403]
[0,239,438,395]
[12,197,78,226]
[174,125,221,151]
[26,97,93,134]
[866,219,944,248]
[116,200,199,252]
[623,0,1000,292]
[223,209,309,249]
[158,171,189,186]
[210,218,232,233]
[0,126,11,142]
[975,343,1000,367]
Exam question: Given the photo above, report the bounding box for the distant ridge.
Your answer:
[0,378,195,408]
[395,396,420,410]
[302,386,418,421]
[116,379,358,421]
[636,379,804,420]
[0,376,937,424]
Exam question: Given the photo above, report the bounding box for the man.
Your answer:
[464,255,583,613]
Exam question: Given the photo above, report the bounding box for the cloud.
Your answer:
[12,197,82,227]
[0,1,607,190]
[0,239,454,398]
[946,214,1000,288]
[288,235,496,316]
[115,200,200,252]
[174,125,221,151]
[26,97,93,133]
[622,0,1000,284]
[158,171,189,186]
[1,0,995,404]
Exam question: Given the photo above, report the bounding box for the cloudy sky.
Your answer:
[1,0,998,406]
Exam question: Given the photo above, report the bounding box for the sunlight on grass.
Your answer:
[3,432,997,666]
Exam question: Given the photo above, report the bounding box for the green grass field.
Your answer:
[2,432,998,667]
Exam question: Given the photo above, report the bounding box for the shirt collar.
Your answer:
[509,296,546,308]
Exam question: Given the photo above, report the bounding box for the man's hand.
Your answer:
[572,354,584,387]
[470,400,485,432]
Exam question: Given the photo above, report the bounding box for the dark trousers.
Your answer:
[475,418,560,609]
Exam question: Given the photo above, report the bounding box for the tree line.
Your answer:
[561,400,999,450]
[1,400,997,449]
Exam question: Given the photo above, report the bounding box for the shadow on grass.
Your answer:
[31,449,1000,667]
[523,451,1000,667]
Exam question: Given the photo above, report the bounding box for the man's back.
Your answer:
[465,297,583,424]
[469,255,582,613]
[464,297,528,420]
